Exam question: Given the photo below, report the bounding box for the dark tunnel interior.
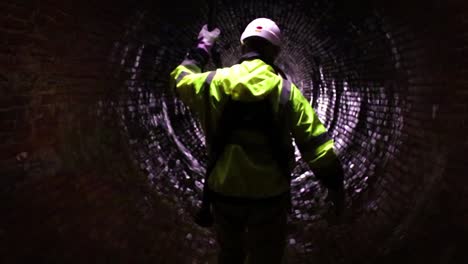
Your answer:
[1,0,468,263]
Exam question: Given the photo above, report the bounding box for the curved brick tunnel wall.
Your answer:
[1,0,467,263]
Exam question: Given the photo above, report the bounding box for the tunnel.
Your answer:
[1,0,467,263]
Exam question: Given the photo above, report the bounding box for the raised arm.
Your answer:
[169,25,221,120]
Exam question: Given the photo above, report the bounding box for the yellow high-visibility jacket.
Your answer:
[170,53,338,199]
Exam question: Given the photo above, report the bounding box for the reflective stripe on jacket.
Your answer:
[170,58,335,198]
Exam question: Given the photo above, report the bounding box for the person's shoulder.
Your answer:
[280,78,299,91]
[214,63,242,77]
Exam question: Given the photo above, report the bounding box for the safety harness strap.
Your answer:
[203,71,217,159]
[280,78,291,106]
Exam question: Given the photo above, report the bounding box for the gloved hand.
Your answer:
[325,186,345,225]
[197,24,221,56]
[327,187,345,216]
[194,204,214,228]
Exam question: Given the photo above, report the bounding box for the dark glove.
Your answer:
[196,24,221,56]
[194,203,214,228]
[325,185,345,225]
[327,186,345,216]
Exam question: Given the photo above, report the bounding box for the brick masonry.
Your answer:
[0,0,467,263]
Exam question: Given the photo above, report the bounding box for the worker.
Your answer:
[170,18,345,264]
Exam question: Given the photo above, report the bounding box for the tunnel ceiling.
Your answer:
[2,0,468,263]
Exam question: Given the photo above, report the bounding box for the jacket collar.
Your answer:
[238,52,287,80]
[238,51,264,64]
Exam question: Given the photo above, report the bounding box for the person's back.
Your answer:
[170,18,345,264]
[204,57,290,198]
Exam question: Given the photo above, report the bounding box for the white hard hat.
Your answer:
[240,18,282,47]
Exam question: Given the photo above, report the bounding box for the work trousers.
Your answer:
[212,194,288,264]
